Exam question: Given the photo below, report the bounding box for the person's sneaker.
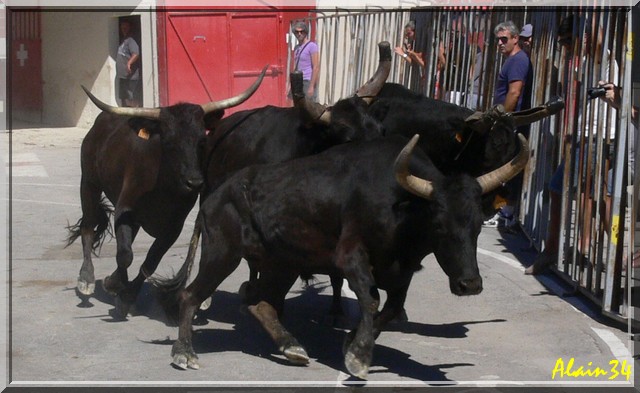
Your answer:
[482,212,502,228]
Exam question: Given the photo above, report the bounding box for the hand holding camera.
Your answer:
[586,86,606,100]
[587,81,621,109]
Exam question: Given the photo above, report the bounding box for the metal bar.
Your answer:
[603,9,630,315]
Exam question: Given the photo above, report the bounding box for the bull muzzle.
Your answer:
[184,176,204,193]
[450,275,483,296]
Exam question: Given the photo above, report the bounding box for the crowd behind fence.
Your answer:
[287,7,635,326]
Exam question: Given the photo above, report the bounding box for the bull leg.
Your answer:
[247,269,308,365]
[329,272,344,316]
[319,272,347,328]
[103,210,138,296]
[76,180,104,295]
[239,261,260,305]
[172,211,243,370]
[78,227,96,295]
[374,279,412,338]
[336,234,379,379]
[119,228,181,315]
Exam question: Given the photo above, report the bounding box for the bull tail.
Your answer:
[64,196,114,256]
[150,213,203,324]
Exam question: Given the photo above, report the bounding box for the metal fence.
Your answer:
[287,7,635,325]
[287,10,411,103]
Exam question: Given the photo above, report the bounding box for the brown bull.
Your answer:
[66,68,266,316]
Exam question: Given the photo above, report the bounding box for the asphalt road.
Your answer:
[3,124,638,388]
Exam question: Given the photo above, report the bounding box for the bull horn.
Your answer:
[511,96,565,127]
[291,71,331,123]
[476,133,530,194]
[201,65,268,114]
[394,134,435,200]
[355,41,392,104]
[81,85,161,119]
[293,41,391,124]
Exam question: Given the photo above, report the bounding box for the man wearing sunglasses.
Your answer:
[483,21,533,230]
[292,21,320,102]
[493,21,533,114]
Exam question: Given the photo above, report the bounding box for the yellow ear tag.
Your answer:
[455,133,463,143]
[493,194,508,210]
[138,128,150,140]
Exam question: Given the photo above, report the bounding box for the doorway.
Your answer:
[116,15,142,107]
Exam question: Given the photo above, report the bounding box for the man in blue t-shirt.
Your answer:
[483,21,533,229]
[493,21,533,113]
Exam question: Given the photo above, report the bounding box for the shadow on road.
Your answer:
[128,285,502,381]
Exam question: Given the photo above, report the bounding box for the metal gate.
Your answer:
[285,11,410,104]
[158,10,309,112]
[294,7,635,325]
[9,10,42,122]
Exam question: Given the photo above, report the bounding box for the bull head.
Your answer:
[81,65,268,119]
[394,133,530,199]
[293,41,392,124]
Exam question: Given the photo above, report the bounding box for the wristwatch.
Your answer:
[402,53,408,58]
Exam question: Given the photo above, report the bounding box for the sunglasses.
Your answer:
[294,30,306,35]
[497,36,509,44]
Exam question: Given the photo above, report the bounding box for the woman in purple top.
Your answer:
[293,21,320,102]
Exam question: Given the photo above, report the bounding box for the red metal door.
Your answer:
[228,12,283,111]
[159,10,309,113]
[10,11,42,121]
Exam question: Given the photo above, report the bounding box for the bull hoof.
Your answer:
[389,308,409,324]
[199,296,212,311]
[171,341,199,370]
[114,297,133,319]
[344,351,369,379]
[102,275,125,296]
[77,279,95,296]
[238,281,258,304]
[282,345,310,365]
[172,353,200,370]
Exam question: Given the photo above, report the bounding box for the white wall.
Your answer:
[41,11,156,127]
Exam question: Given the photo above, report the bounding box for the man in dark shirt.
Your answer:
[493,21,533,113]
[483,21,533,229]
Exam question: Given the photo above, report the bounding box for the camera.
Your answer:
[587,86,606,100]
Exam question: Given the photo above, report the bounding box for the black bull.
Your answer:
[199,56,563,317]
[152,131,530,378]
[65,68,267,315]
[201,42,393,196]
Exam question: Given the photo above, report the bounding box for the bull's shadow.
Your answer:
[74,280,173,324]
[144,280,501,381]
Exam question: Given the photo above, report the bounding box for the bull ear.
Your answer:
[128,117,158,140]
[204,109,225,130]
